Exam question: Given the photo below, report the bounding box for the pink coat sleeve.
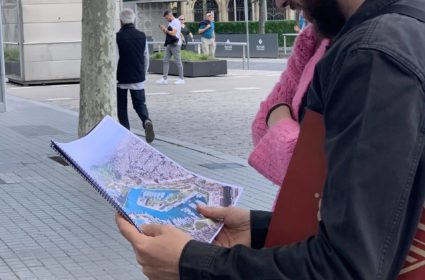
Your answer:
[249,27,329,186]
[249,118,300,185]
[251,25,318,146]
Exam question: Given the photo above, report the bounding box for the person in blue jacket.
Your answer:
[198,13,216,58]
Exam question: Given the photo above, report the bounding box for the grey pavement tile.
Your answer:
[31,276,57,280]
[199,162,245,170]
[0,273,18,280]
[93,276,117,280]
[8,125,65,137]
[49,271,75,279]
[14,270,36,279]
[0,271,18,280]
[0,266,22,274]
[6,260,28,269]
[22,259,44,268]
[0,265,16,272]
[29,267,54,277]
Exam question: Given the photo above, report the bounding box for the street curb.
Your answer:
[133,128,249,167]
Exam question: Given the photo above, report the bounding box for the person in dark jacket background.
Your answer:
[179,15,193,50]
[116,8,155,143]
[116,0,425,279]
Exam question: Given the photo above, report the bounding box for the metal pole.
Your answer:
[233,0,237,21]
[0,3,7,113]
[284,35,287,55]
[243,0,250,70]
[242,45,245,70]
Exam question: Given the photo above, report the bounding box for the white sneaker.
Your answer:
[174,79,185,85]
[156,78,168,85]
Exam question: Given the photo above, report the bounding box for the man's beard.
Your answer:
[303,0,346,38]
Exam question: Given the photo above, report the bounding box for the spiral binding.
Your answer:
[50,140,139,230]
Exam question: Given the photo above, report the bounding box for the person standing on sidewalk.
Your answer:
[116,8,155,143]
[156,11,185,85]
[179,15,193,50]
[199,13,216,58]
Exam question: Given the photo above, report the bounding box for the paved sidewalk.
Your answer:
[0,96,277,279]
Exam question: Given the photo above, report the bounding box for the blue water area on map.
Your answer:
[124,187,208,227]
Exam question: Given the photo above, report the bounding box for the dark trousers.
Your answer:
[117,88,150,130]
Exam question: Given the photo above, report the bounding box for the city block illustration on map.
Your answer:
[51,116,242,243]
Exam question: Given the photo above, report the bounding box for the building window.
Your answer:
[193,0,219,22]
[267,0,286,20]
[227,0,252,21]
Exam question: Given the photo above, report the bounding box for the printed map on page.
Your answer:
[52,116,242,243]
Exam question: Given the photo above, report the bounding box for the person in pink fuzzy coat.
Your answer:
[249,24,329,186]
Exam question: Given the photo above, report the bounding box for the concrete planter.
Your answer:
[5,62,20,77]
[149,59,227,77]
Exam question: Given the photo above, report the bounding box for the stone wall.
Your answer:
[124,1,171,42]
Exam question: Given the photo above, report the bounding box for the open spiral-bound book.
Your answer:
[51,116,242,243]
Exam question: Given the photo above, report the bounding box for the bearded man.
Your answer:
[116,0,425,279]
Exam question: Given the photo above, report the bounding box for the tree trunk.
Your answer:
[202,0,207,18]
[259,0,266,34]
[78,0,117,137]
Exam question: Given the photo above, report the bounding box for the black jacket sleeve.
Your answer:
[250,211,272,249]
[179,49,425,280]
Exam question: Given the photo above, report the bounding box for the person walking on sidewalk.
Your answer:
[198,13,216,58]
[116,8,155,143]
[156,11,185,85]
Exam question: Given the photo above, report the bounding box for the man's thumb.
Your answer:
[198,205,228,220]
[141,224,163,237]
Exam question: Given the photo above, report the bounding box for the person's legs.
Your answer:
[130,89,155,143]
[117,87,130,129]
[130,89,149,124]
[201,37,209,56]
[163,45,172,80]
[206,39,212,57]
[210,39,216,58]
[171,45,184,80]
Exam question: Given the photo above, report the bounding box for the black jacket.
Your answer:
[181,26,191,50]
[179,0,425,279]
[116,24,146,84]
[164,26,179,47]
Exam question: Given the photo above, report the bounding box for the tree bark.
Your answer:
[259,0,266,34]
[79,0,117,137]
